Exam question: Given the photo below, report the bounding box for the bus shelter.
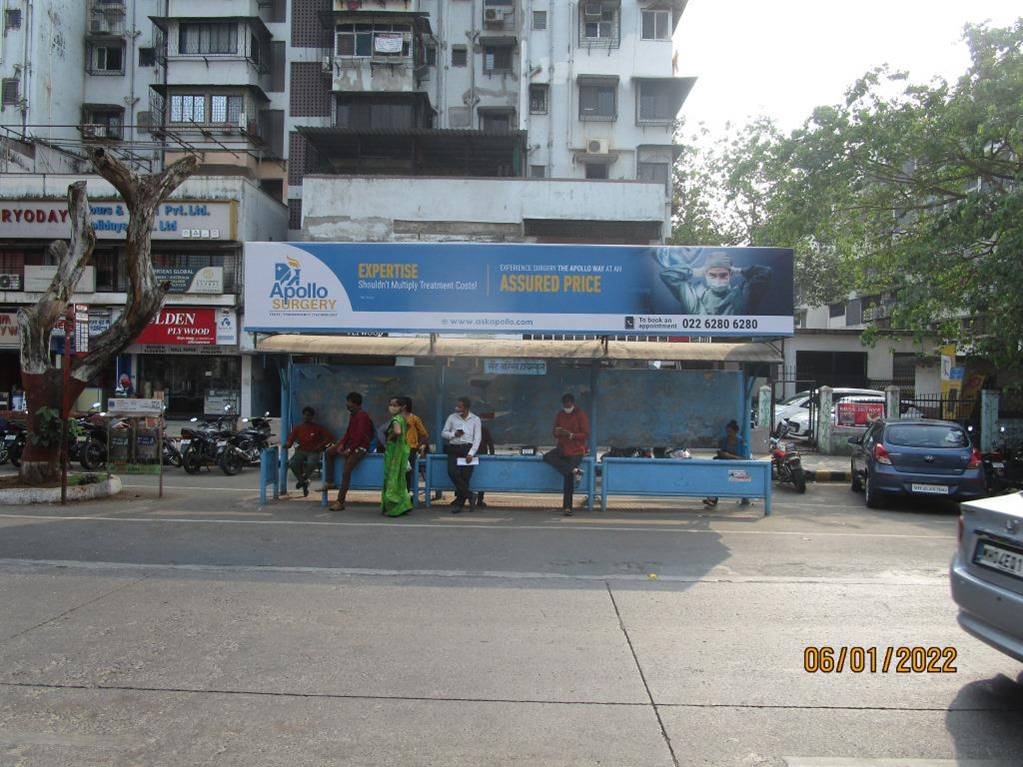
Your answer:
[256,334,781,510]
[246,241,793,511]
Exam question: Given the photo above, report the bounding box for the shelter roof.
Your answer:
[256,335,781,363]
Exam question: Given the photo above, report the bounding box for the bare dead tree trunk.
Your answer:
[16,149,198,485]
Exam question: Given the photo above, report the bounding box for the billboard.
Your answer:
[244,243,795,337]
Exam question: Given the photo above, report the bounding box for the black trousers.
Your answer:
[446,444,475,505]
[543,449,582,509]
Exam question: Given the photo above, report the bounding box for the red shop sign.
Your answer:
[837,401,885,427]
[136,308,217,345]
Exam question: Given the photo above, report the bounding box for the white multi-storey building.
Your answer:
[286,0,692,242]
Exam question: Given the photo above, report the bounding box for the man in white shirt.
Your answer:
[441,396,482,512]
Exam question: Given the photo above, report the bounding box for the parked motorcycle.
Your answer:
[0,419,26,466]
[769,435,806,493]
[75,404,111,471]
[600,446,654,460]
[162,437,183,468]
[224,412,273,467]
[982,426,1023,494]
[181,407,238,475]
[653,446,692,460]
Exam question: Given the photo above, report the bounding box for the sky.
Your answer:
[674,1,1020,140]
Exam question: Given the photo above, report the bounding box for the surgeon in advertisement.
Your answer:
[654,249,772,316]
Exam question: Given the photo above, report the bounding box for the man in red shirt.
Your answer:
[328,391,374,511]
[285,406,334,497]
[543,393,589,516]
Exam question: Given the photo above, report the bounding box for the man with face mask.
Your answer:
[656,250,772,316]
[543,393,590,516]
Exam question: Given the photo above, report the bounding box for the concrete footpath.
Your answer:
[0,482,1020,766]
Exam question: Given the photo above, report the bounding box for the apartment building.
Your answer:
[287,0,693,242]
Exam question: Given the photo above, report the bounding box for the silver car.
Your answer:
[950,491,1023,662]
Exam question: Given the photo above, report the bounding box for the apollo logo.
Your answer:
[268,254,336,312]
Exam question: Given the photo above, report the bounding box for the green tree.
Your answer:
[672,19,1023,367]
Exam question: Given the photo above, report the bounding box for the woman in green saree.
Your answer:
[381,397,413,517]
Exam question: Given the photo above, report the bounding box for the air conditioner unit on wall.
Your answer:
[0,274,22,291]
[81,124,107,139]
[583,3,604,20]
[586,138,610,155]
[484,8,509,25]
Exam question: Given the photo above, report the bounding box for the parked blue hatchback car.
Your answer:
[849,419,987,508]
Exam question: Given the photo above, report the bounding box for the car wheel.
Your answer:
[850,464,862,492]
[864,474,885,509]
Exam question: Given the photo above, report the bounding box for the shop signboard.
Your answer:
[106,398,164,416]
[0,312,18,348]
[244,243,795,337]
[24,265,96,293]
[154,266,224,294]
[0,200,236,240]
[134,308,237,346]
[836,401,885,427]
[50,305,112,354]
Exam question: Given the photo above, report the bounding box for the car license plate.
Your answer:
[911,483,949,495]
[974,540,1023,580]
[180,439,190,446]
[3,436,14,442]
[217,441,227,448]
[992,462,1005,469]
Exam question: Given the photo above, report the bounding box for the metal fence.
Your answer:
[899,393,979,425]
[999,391,1023,419]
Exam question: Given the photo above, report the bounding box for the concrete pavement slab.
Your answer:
[609,581,1019,709]
[0,686,674,767]
[0,568,142,643]
[0,568,649,705]
[660,696,1023,767]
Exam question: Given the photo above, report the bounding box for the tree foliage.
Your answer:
[672,19,1023,367]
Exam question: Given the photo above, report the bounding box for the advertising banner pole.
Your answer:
[60,304,73,505]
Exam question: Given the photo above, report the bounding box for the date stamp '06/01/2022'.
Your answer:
[804,646,958,674]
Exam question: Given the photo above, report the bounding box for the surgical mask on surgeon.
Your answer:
[706,274,731,293]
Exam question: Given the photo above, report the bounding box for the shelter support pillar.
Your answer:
[588,363,599,461]
[278,356,292,493]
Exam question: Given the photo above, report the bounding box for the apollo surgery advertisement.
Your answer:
[243,243,795,336]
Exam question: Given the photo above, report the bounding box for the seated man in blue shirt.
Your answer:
[704,419,750,508]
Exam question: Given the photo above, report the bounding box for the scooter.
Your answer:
[769,435,806,493]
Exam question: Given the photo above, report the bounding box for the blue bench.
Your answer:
[423,454,596,510]
[599,457,772,515]
[317,452,422,508]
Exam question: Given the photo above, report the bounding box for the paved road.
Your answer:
[0,470,1021,766]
